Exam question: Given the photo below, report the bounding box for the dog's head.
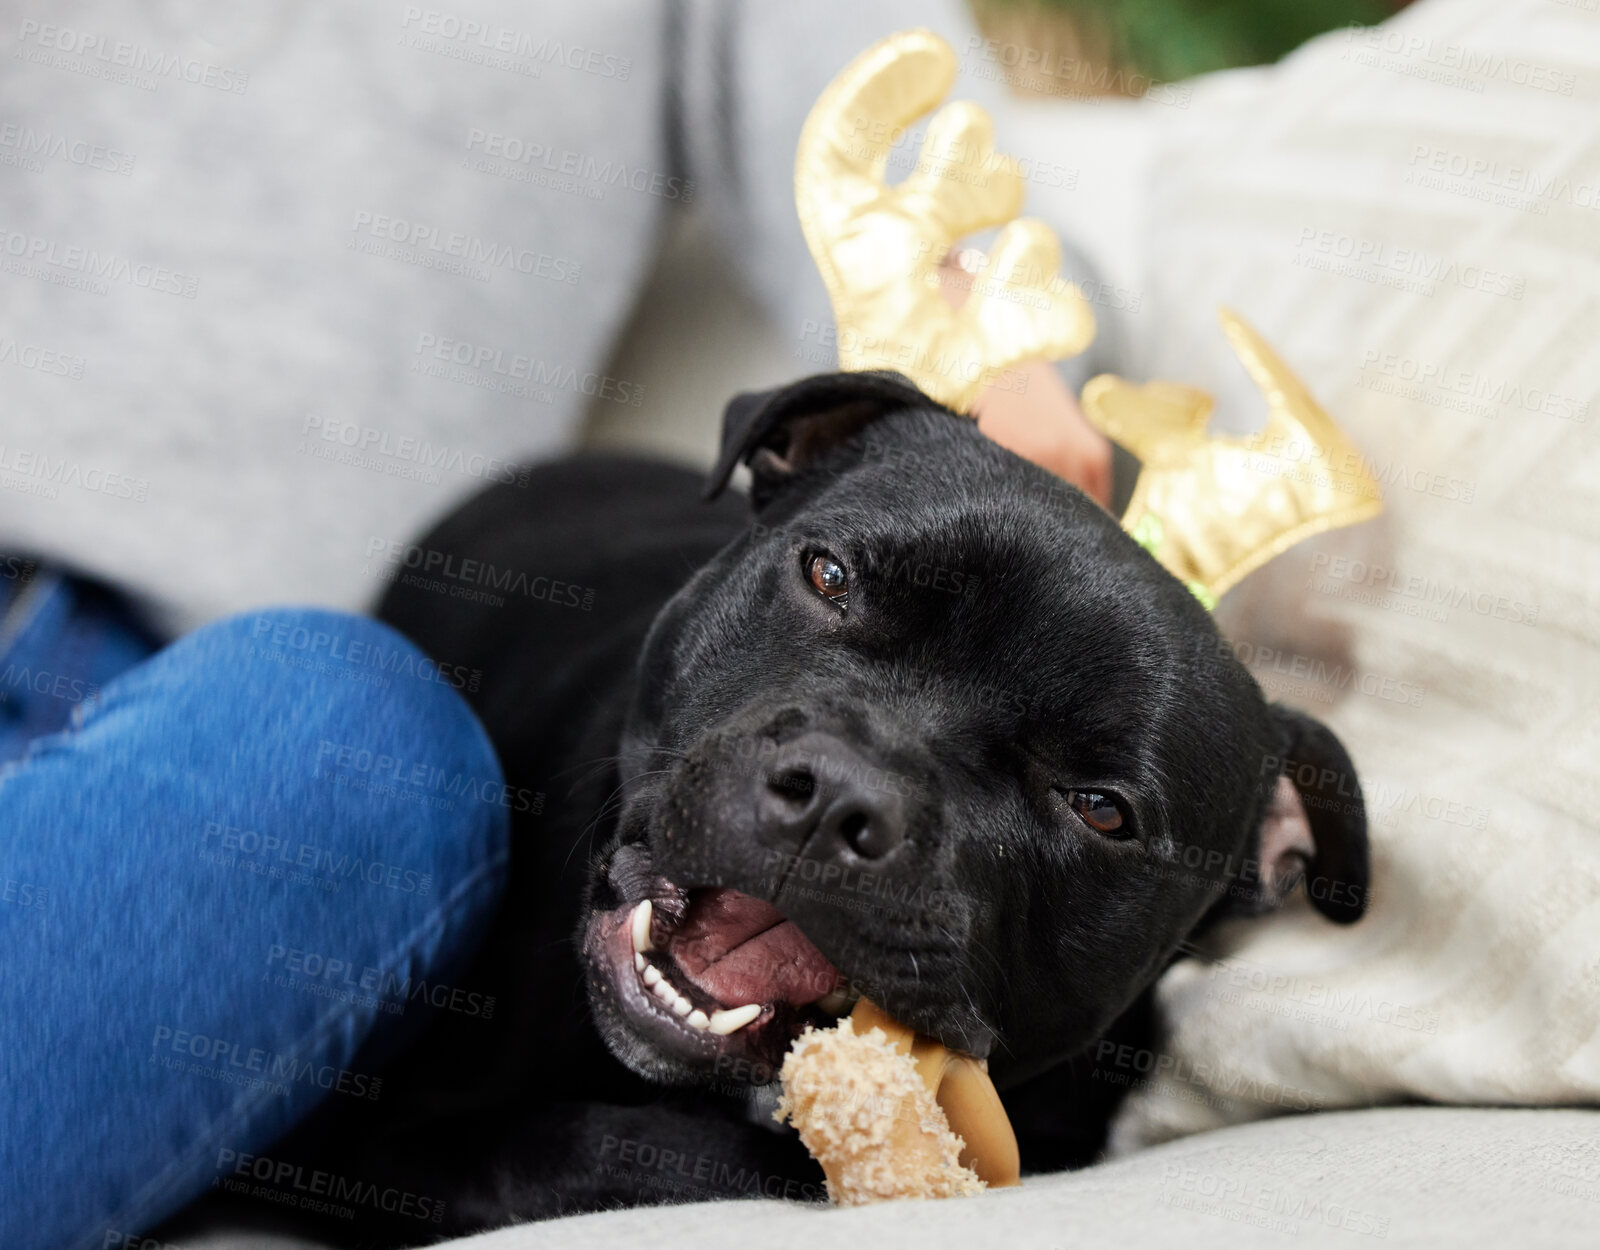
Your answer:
[581,372,1368,1089]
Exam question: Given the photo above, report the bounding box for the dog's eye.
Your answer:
[805,552,850,609]
[1065,789,1130,837]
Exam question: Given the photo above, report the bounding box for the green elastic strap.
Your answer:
[1127,514,1215,610]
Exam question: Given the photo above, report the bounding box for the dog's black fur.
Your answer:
[268,372,1368,1245]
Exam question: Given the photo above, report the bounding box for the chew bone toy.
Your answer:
[775,999,1019,1205]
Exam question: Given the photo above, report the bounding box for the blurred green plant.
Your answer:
[997,0,1401,81]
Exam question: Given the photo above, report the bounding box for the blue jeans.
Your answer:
[0,570,511,1250]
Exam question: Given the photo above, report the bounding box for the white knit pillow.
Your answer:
[1078,0,1600,1149]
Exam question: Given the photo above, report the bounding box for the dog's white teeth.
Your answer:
[631,924,736,1029]
[708,1004,762,1035]
[817,988,859,1016]
[631,900,654,954]
[643,969,699,1017]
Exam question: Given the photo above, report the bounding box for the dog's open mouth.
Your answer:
[586,881,858,1076]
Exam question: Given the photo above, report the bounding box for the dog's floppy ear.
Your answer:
[703,370,933,507]
[1233,705,1370,924]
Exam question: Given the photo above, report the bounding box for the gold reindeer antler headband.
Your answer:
[795,28,1095,413]
[795,29,1381,605]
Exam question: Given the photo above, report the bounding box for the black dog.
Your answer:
[272,370,1367,1244]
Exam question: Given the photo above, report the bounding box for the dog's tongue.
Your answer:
[670,889,838,1008]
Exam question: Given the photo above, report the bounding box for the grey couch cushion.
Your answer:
[180,1106,1600,1249]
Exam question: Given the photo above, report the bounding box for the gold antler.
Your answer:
[798,32,1382,604]
[1081,309,1382,605]
[794,28,1096,412]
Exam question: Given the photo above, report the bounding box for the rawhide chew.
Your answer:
[774,998,1018,1204]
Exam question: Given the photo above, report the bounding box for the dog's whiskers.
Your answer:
[561,767,677,872]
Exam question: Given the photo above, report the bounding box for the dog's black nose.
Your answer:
[759,733,906,860]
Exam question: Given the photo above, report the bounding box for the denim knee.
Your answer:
[82,605,513,914]
[1,608,514,1250]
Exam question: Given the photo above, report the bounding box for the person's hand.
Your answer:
[970,360,1112,508]
[938,250,1113,508]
